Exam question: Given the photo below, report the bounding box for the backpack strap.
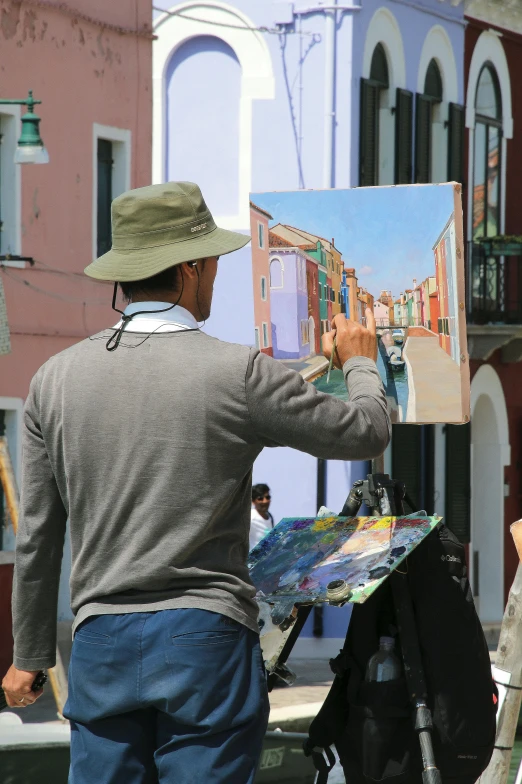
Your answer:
[303,740,336,784]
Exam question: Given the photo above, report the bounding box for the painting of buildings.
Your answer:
[250,184,468,425]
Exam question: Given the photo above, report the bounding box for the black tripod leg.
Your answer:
[391,570,442,784]
[267,605,312,692]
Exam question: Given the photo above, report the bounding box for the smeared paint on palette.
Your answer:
[249,515,441,605]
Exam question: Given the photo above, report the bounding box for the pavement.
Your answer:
[403,335,463,422]
[268,659,333,732]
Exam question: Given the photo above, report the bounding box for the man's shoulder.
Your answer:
[197,332,254,365]
[31,337,95,381]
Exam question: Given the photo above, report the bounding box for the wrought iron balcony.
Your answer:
[467,239,522,325]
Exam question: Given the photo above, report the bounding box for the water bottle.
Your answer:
[365,636,402,682]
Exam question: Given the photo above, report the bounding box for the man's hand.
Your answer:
[322,309,378,368]
[2,664,43,708]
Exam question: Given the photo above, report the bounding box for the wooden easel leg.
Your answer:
[477,560,522,784]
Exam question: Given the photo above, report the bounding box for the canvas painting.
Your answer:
[249,183,469,424]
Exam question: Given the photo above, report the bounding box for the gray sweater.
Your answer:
[12,329,390,670]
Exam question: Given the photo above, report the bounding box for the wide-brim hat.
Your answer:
[84,181,251,282]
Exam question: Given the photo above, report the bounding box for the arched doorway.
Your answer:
[471,365,510,623]
[166,36,241,217]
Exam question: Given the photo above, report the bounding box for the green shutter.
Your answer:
[395,88,413,184]
[445,423,471,543]
[447,102,465,185]
[415,94,431,183]
[97,139,113,258]
[392,424,422,512]
[360,79,378,187]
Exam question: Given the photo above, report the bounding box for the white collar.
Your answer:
[113,302,199,333]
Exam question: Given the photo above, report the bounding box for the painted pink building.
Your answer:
[374,299,391,327]
[0,2,152,525]
[249,202,273,355]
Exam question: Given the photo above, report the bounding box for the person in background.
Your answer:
[250,484,274,550]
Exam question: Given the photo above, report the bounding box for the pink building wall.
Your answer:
[249,203,273,355]
[0,0,152,398]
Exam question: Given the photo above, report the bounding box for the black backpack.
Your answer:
[304,525,498,784]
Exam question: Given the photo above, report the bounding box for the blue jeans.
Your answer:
[63,609,269,784]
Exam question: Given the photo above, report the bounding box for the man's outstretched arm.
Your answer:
[246,311,391,460]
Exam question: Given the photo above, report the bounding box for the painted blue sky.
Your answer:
[250,185,456,300]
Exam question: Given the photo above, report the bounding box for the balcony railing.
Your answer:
[467,239,522,325]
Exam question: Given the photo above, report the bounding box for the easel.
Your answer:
[268,463,443,784]
[0,436,68,718]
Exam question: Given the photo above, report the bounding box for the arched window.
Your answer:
[269,258,284,289]
[473,64,502,239]
[360,44,390,186]
[415,59,443,183]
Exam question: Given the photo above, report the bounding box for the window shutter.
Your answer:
[360,79,378,187]
[392,424,422,512]
[447,102,465,185]
[415,94,431,183]
[97,139,113,258]
[445,423,471,543]
[395,88,413,184]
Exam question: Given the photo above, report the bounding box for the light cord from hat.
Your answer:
[106,276,185,352]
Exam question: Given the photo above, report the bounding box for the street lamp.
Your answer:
[0,90,48,164]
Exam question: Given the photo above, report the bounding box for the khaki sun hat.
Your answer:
[84,181,251,282]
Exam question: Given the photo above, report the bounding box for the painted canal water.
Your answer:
[312,329,409,422]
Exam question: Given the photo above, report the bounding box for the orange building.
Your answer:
[344,268,360,322]
[249,202,273,355]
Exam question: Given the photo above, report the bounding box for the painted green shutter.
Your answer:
[360,79,378,187]
[415,94,431,183]
[97,139,113,258]
[447,102,465,185]
[445,423,471,543]
[395,88,413,184]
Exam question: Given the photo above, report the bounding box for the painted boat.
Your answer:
[389,358,406,372]
[392,330,404,346]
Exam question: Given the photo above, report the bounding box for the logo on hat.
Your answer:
[191,223,207,233]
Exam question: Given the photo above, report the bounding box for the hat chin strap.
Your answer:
[106,279,185,352]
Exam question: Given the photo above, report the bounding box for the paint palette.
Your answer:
[249,514,441,605]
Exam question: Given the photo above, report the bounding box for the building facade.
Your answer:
[0,0,152,647]
[463,0,522,626]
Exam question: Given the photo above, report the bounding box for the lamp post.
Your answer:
[0,90,49,164]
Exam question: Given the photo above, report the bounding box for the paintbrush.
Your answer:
[326,333,336,384]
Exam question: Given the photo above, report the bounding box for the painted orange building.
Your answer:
[249,201,273,355]
[344,268,360,322]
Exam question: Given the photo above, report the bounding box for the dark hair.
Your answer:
[252,483,270,501]
[118,265,182,302]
